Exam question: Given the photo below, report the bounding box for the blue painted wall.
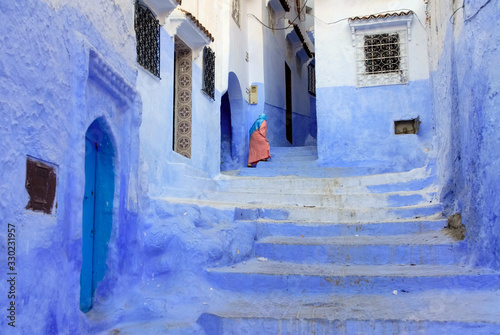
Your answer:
[0,0,141,332]
[432,1,500,270]
[317,80,433,170]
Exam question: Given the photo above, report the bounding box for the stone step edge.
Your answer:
[212,187,438,198]
[207,260,498,277]
[257,231,458,246]
[157,196,443,211]
[236,215,445,225]
[197,289,500,324]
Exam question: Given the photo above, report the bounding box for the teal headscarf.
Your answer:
[249,114,267,137]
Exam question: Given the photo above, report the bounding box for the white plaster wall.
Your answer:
[315,0,429,88]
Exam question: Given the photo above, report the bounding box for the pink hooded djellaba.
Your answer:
[248,114,270,166]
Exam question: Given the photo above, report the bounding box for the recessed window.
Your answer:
[349,12,413,88]
[202,46,215,100]
[394,117,420,135]
[308,63,316,96]
[135,2,160,78]
[364,33,400,75]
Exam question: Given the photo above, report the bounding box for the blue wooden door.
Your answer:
[80,120,115,313]
[80,137,97,312]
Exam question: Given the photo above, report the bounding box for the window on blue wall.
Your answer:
[308,63,315,96]
[135,2,160,78]
[202,46,215,100]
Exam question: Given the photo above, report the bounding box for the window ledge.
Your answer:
[348,11,413,46]
[165,7,213,55]
[141,0,179,19]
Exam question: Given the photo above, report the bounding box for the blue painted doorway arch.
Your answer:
[80,119,115,313]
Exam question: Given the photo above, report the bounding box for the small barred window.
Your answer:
[364,33,400,75]
[135,2,160,78]
[308,63,315,96]
[202,47,215,100]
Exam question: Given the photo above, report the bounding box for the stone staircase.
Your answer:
[196,146,500,334]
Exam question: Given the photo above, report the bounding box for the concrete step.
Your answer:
[159,197,443,223]
[218,166,432,190]
[252,218,447,237]
[255,231,465,265]
[197,290,500,334]
[208,189,437,208]
[207,260,500,294]
[237,165,391,177]
[235,203,443,223]
[270,145,318,156]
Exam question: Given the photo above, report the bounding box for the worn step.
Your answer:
[252,218,447,237]
[207,260,500,294]
[217,166,432,191]
[234,203,443,223]
[255,231,465,265]
[270,146,318,156]
[197,290,500,334]
[237,165,392,177]
[208,189,437,208]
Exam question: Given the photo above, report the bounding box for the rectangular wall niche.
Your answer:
[394,117,420,135]
[25,157,57,214]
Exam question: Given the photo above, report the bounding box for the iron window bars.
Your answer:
[354,28,408,87]
[308,63,316,96]
[135,2,160,78]
[202,47,215,100]
[364,33,400,75]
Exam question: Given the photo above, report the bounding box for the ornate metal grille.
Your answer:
[135,2,160,78]
[232,0,240,27]
[364,33,400,74]
[202,47,215,100]
[308,63,315,96]
[355,29,408,87]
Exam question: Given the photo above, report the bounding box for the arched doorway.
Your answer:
[80,119,115,313]
[220,91,233,171]
[220,72,247,171]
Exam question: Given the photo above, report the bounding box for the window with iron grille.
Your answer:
[202,46,215,100]
[232,0,241,27]
[308,63,315,96]
[135,2,160,78]
[354,28,408,87]
[364,33,400,75]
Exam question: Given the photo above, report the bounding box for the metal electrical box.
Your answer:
[249,85,258,104]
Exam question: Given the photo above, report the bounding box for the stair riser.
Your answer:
[210,192,436,208]
[255,243,462,265]
[218,169,432,191]
[235,204,443,223]
[198,315,499,335]
[208,272,500,295]
[254,220,447,237]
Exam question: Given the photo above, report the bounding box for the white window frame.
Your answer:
[349,13,413,88]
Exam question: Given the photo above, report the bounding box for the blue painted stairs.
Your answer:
[197,146,500,334]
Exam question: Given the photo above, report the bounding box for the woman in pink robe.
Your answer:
[248,114,271,167]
